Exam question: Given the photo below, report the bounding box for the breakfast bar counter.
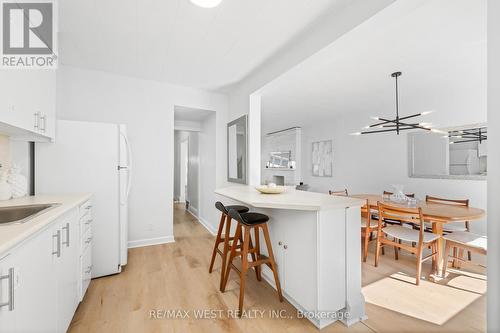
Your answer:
[215,186,366,329]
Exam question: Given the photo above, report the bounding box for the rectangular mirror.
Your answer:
[266,151,293,169]
[408,123,487,180]
[227,115,247,184]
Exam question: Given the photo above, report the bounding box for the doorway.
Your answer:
[173,105,216,234]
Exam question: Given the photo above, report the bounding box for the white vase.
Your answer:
[0,176,12,201]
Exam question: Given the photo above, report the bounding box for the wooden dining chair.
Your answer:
[425,195,471,261]
[361,199,379,262]
[329,189,348,196]
[383,190,415,198]
[375,202,440,285]
[443,231,486,276]
[378,191,416,228]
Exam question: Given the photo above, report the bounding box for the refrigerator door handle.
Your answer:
[121,132,133,200]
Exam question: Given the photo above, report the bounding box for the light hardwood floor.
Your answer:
[68,204,486,333]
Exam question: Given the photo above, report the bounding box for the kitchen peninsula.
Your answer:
[215,186,366,329]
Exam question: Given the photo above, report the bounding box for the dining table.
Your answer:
[351,194,486,275]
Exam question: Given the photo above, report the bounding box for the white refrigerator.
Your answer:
[35,120,131,278]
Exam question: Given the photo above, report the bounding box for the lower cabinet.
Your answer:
[0,200,93,333]
[260,209,318,312]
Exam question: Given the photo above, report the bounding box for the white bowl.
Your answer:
[255,185,285,194]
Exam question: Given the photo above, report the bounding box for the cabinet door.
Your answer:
[282,211,318,312]
[259,209,286,289]
[0,253,16,332]
[12,226,58,333]
[0,70,55,140]
[57,209,80,332]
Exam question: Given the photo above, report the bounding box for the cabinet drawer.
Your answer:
[80,246,92,299]
[79,200,92,219]
[80,212,93,236]
[81,226,92,252]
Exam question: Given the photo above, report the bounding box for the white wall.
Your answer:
[198,114,218,234]
[56,66,228,247]
[187,132,199,213]
[487,0,500,329]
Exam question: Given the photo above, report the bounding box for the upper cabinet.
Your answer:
[0,70,56,141]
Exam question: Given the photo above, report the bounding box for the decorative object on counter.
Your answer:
[385,185,412,203]
[8,164,28,198]
[350,72,443,136]
[311,140,333,177]
[255,184,285,194]
[295,182,309,191]
[0,165,12,201]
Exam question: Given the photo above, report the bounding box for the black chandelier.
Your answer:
[351,72,442,135]
[447,127,487,145]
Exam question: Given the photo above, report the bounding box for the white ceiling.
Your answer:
[58,0,350,91]
[174,105,214,121]
[260,0,487,134]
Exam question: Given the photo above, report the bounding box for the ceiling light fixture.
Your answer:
[190,0,222,8]
[447,126,487,145]
[351,72,435,135]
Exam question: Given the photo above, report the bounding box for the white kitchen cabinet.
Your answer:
[0,70,56,141]
[0,253,16,332]
[259,209,317,311]
[56,209,80,332]
[0,201,92,333]
[11,223,58,333]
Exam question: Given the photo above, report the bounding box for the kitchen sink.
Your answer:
[0,203,60,226]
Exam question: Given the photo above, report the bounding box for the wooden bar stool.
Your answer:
[221,209,283,316]
[209,201,250,291]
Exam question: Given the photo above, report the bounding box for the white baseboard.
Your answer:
[185,208,217,236]
[128,236,175,249]
[188,205,199,217]
[198,216,217,236]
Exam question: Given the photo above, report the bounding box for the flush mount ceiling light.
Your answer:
[190,0,222,8]
[351,72,439,136]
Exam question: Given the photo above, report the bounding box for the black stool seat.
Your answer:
[228,210,269,226]
[215,201,249,215]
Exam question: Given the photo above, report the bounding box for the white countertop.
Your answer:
[0,194,92,255]
[215,186,365,211]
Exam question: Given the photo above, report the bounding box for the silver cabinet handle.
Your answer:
[40,114,46,132]
[62,223,70,247]
[0,268,14,311]
[85,236,93,244]
[52,230,61,257]
[34,112,40,129]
